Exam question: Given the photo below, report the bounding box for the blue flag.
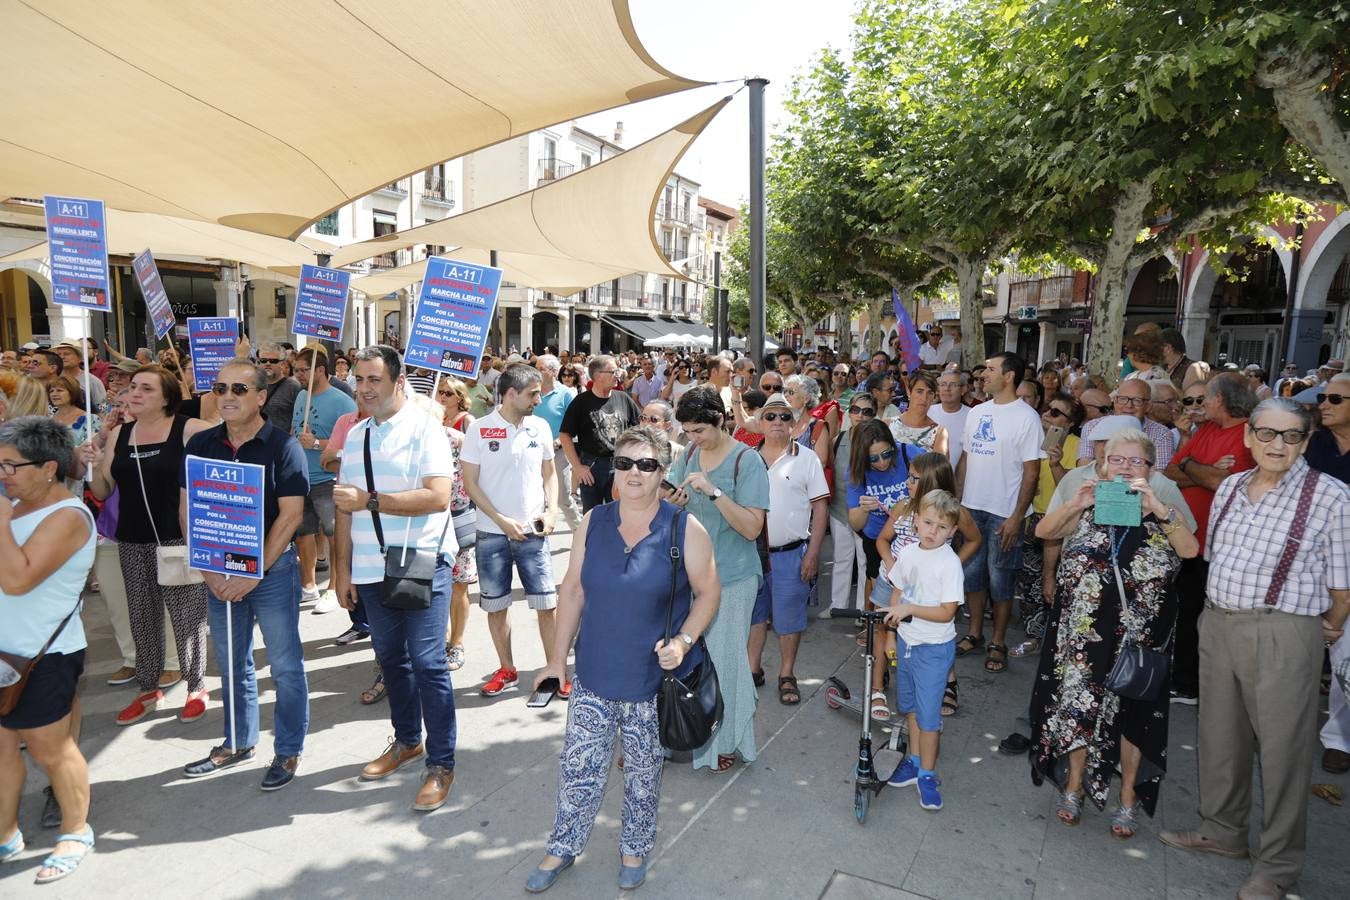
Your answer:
[892,289,922,371]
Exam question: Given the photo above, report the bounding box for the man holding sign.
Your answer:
[178,358,311,790]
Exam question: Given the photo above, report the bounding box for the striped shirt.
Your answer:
[1205,457,1350,616]
[338,400,455,585]
[1077,415,1176,469]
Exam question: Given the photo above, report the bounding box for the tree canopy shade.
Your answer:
[0,0,704,238]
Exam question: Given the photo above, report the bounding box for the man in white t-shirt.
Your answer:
[747,393,830,703]
[917,326,952,370]
[955,352,1044,672]
[461,364,561,700]
[929,370,969,470]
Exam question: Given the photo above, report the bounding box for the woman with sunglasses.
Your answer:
[82,366,212,727]
[669,386,769,774]
[783,374,833,475]
[888,371,949,458]
[1031,428,1196,836]
[823,395,875,617]
[659,358,697,408]
[437,377,475,434]
[639,400,685,469]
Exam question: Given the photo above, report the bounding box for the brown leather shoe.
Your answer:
[413,765,454,811]
[158,669,183,690]
[360,738,424,781]
[1322,747,1350,774]
[1158,829,1248,859]
[1236,875,1285,900]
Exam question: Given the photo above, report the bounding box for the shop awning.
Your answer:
[600,315,670,343]
[0,0,704,238]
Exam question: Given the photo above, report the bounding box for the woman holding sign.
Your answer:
[82,366,212,727]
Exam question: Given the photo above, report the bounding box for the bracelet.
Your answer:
[1162,523,1181,536]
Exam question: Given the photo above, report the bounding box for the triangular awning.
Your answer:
[0,0,704,238]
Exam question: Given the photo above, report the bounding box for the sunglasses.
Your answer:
[257,357,283,365]
[1250,426,1308,445]
[867,448,897,464]
[1317,393,1346,405]
[210,382,253,396]
[1180,396,1205,407]
[1087,403,1112,414]
[761,412,793,423]
[847,406,876,417]
[1046,408,1069,419]
[437,389,455,397]
[1106,454,1150,467]
[613,455,661,473]
[761,382,783,391]
[638,414,664,425]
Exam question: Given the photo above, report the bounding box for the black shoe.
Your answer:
[998,732,1030,755]
[335,628,370,646]
[40,786,61,828]
[260,755,300,791]
[1169,688,1198,706]
[183,745,256,778]
[315,558,329,573]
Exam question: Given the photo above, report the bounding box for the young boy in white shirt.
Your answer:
[884,489,964,810]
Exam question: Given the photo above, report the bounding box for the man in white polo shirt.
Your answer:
[461,363,561,699]
[747,392,830,705]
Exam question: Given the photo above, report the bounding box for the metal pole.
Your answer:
[490,250,501,353]
[1278,222,1304,370]
[748,77,768,366]
[712,250,723,353]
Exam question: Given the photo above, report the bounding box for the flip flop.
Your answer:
[360,672,387,705]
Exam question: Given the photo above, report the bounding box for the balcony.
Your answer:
[656,201,699,227]
[1009,274,1075,310]
[536,158,575,187]
[420,175,455,208]
[374,181,407,198]
[368,252,399,270]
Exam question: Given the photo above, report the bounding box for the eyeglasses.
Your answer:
[595,368,618,376]
[210,382,253,396]
[847,406,875,417]
[1116,395,1148,407]
[1046,408,1070,420]
[613,455,661,473]
[638,414,664,425]
[784,388,799,395]
[1181,396,1205,407]
[436,390,455,398]
[761,382,783,391]
[560,371,576,378]
[1318,393,1346,405]
[0,460,42,476]
[1250,426,1308,445]
[257,357,282,365]
[867,448,897,464]
[1106,454,1150,468]
[761,412,793,423]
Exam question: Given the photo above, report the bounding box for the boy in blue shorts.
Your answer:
[884,489,964,810]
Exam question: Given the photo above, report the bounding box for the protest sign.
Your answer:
[184,455,266,580]
[293,264,350,341]
[132,249,177,340]
[402,256,501,379]
[43,195,110,312]
[187,317,239,392]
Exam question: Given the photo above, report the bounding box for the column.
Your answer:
[519,297,534,352]
[590,318,602,352]
[1004,322,1018,352]
[1178,312,1208,363]
[556,307,571,353]
[1286,308,1328,372]
[1036,320,1057,366]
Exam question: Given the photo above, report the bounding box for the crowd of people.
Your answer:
[0,324,1346,899]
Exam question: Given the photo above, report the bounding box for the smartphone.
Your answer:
[1094,476,1142,527]
[732,375,745,389]
[532,517,546,535]
[527,677,560,708]
[1041,425,1067,452]
[660,479,676,493]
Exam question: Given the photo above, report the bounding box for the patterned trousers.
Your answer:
[1013,515,1047,640]
[546,679,663,859]
[119,541,210,693]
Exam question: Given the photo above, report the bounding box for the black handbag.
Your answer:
[365,429,449,610]
[1102,547,1173,701]
[656,510,724,751]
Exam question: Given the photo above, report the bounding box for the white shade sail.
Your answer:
[0,0,704,238]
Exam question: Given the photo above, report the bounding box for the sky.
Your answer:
[575,0,858,208]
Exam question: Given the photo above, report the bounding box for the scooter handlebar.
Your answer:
[833,609,890,621]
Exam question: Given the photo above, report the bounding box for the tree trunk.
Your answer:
[1084,179,1156,386]
[1259,48,1350,206]
[835,299,855,358]
[954,257,986,369]
[864,295,886,354]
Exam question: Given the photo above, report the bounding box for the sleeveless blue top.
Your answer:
[576,500,702,702]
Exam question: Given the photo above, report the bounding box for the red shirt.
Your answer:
[733,426,764,449]
[1178,421,1254,553]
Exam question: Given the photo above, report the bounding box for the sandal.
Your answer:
[0,827,23,863]
[778,676,800,705]
[955,634,984,656]
[984,643,1008,673]
[1009,638,1041,658]
[1056,789,1085,826]
[752,669,766,688]
[33,824,94,884]
[1111,801,1142,839]
[713,754,737,774]
[940,680,959,717]
[360,672,387,705]
[869,691,891,722]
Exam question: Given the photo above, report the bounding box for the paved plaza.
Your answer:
[5,526,1348,899]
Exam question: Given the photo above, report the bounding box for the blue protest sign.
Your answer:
[293,264,350,342]
[43,195,110,312]
[187,317,239,392]
[133,249,177,340]
[403,256,502,379]
[184,455,266,580]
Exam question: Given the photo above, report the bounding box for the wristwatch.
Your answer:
[709,487,723,500]
[365,491,380,512]
[676,632,694,646]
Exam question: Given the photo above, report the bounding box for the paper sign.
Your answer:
[184,455,266,580]
[43,195,110,311]
[187,317,240,392]
[293,264,350,342]
[133,250,177,340]
[402,256,502,379]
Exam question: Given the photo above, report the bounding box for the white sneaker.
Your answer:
[301,585,321,606]
[312,590,339,614]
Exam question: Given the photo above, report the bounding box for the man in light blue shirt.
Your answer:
[534,353,580,528]
[629,356,665,407]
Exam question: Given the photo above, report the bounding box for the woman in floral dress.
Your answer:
[1029,429,1197,837]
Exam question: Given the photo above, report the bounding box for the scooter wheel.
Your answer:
[854,785,869,824]
[825,685,843,710]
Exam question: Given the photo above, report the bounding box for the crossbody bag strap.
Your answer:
[1263,469,1321,606]
[26,500,94,665]
[1209,469,1252,543]
[363,426,385,552]
[130,422,164,547]
[664,509,685,645]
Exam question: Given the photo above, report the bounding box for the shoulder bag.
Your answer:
[1103,525,1172,701]
[656,510,724,751]
[132,423,203,586]
[365,427,449,610]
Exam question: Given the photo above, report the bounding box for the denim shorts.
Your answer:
[894,637,955,733]
[474,531,557,612]
[960,507,1022,602]
[750,545,811,634]
[297,479,336,538]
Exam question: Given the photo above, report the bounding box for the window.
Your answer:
[579,152,593,169]
[314,211,339,236]
[543,137,557,162]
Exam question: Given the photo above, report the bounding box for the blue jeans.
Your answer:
[475,531,557,612]
[207,548,309,757]
[961,507,1023,603]
[578,455,615,514]
[358,559,457,769]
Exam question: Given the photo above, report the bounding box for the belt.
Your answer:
[768,539,807,554]
[1203,601,1280,615]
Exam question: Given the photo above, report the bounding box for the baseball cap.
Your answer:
[113,359,141,374]
[21,341,38,351]
[1091,415,1146,445]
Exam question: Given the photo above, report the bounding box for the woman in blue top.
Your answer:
[0,417,98,884]
[529,427,718,893]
